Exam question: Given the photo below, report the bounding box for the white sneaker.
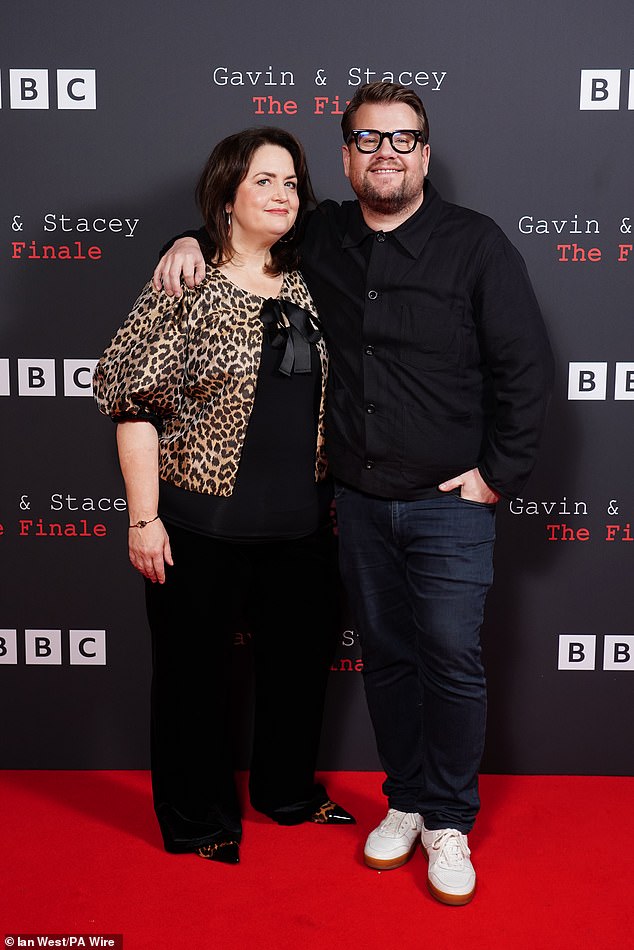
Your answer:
[421,822,476,905]
[364,809,423,869]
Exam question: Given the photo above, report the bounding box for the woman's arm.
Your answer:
[116,420,173,584]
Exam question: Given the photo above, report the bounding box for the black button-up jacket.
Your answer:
[181,180,553,500]
[299,181,554,500]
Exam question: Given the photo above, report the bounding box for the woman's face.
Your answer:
[227,144,300,247]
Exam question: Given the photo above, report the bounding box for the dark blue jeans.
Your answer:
[335,484,496,833]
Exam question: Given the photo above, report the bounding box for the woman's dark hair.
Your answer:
[195,127,315,274]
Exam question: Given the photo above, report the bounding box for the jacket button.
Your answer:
[365,460,375,469]
[367,290,378,300]
[365,345,375,356]
[366,403,376,414]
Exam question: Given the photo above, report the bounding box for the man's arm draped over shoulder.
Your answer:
[153,228,209,296]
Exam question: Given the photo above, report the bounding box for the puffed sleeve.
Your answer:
[93,280,191,425]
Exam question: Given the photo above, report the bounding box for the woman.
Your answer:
[94,127,354,864]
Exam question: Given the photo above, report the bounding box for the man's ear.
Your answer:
[421,143,431,176]
[342,144,351,179]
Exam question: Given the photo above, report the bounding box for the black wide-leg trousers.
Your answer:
[144,521,340,853]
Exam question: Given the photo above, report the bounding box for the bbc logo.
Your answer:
[0,69,96,110]
[558,635,634,671]
[579,69,634,110]
[0,629,107,665]
[568,362,634,400]
[0,358,97,396]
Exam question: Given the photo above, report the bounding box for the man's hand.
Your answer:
[438,467,500,505]
[152,236,205,297]
[127,518,174,584]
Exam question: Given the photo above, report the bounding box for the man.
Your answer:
[154,82,554,905]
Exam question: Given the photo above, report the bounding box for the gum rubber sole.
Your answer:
[427,879,475,905]
[364,841,418,870]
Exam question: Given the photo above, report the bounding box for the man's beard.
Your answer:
[354,170,422,216]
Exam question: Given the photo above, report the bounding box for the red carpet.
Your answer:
[1,771,631,949]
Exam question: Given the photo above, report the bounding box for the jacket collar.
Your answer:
[341,179,443,258]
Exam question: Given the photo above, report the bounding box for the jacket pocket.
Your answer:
[398,305,462,371]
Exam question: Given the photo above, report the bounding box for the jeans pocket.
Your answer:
[455,494,497,510]
[333,481,348,501]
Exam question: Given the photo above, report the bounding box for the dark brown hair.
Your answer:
[195,127,315,274]
[341,82,429,145]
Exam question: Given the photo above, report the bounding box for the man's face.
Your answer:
[342,102,430,219]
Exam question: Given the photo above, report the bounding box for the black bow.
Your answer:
[259,299,321,376]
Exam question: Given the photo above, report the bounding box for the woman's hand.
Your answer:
[127,517,174,584]
[116,420,171,582]
[152,237,205,297]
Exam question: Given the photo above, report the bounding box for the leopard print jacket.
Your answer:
[93,267,328,496]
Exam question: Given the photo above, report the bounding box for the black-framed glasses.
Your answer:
[347,129,425,154]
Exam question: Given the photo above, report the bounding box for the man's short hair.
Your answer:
[341,82,429,145]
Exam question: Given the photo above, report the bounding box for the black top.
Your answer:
[159,302,331,539]
[178,180,554,500]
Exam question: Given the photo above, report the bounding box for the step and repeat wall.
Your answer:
[1,1,632,773]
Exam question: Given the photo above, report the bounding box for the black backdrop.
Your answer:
[1,0,633,773]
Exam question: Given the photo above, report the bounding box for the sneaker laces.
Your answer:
[431,829,470,868]
[379,809,419,836]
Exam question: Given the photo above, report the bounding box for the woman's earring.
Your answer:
[278,223,296,244]
[225,211,232,231]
